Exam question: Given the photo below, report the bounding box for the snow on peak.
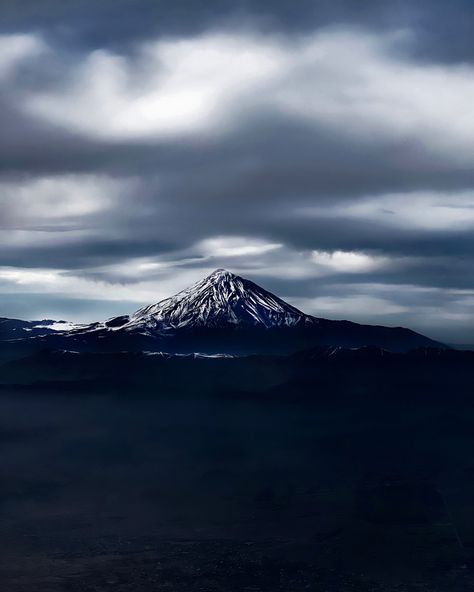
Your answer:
[130,269,314,331]
[208,268,233,279]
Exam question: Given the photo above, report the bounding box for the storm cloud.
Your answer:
[0,1,473,342]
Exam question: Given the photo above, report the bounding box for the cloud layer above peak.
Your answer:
[9,27,474,163]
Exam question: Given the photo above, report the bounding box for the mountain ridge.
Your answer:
[0,269,446,356]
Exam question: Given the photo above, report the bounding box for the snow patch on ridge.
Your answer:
[33,321,85,332]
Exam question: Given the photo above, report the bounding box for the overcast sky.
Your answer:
[0,0,473,343]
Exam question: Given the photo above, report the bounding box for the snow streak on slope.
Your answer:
[129,269,316,331]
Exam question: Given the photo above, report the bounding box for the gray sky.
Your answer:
[0,0,473,342]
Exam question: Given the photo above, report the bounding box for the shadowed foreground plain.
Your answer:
[1,355,473,591]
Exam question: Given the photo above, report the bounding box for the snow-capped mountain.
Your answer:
[0,269,446,357]
[129,269,316,331]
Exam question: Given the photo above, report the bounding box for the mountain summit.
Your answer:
[131,269,314,330]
